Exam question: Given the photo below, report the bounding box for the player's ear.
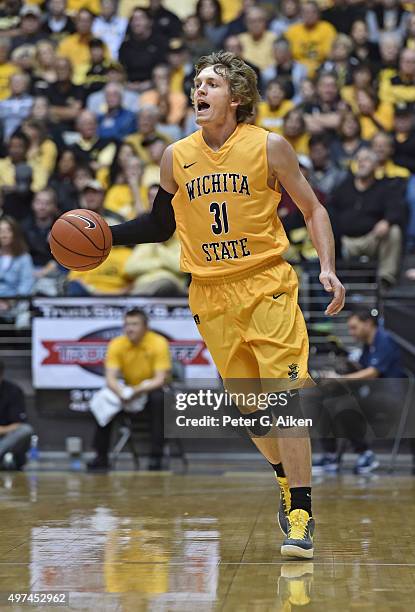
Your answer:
[230,97,240,111]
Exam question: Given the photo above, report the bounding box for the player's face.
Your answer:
[124,315,147,344]
[194,67,238,126]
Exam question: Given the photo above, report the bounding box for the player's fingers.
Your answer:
[320,274,333,292]
[325,283,345,315]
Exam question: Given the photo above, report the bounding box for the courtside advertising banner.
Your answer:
[32,298,217,389]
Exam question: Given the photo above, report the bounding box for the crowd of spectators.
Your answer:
[0,0,414,312]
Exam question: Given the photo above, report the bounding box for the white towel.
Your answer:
[90,385,148,427]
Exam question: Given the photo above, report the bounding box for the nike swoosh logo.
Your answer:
[272,293,285,300]
[183,162,197,169]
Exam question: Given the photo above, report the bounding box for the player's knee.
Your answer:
[244,407,273,437]
[272,389,304,429]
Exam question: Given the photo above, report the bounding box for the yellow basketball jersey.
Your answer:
[172,124,289,278]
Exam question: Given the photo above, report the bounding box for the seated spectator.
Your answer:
[80,178,126,224]
[371,131,410,179]
[380,47,415,105]
[118,7,169,92]
[166,38,195,100]
[322,0,366,36]
[223,35,261,93]
[48,148,79,212]
[86,62,139,115]
[0,359,33,470]
[0,72,33,140]
[70,109,116,170]
[196,0,227,49]
[0,37,19,101]
[83,38,113,94]
[87,308,171,472]
[20,188,62,296]
[33,41,58,94]
[224,0,257,38]
[393,102,415,171]
[58,8,109,85]
[270,0,301,38]
[10,42,36,76]
[261,37,308,104]
[350,19,381,67]
[96,82,136,141]
[42,0,76,45]
[355,87,394,140]
[11,5,46,53]
[330,110,367,169]
[22,118,58,178]
[140,64,188,129]
[45,57,84,134]
[125,105,171,164]
[313,309,406,474]
[238,6,276,71]
[0,216,34,299]
[255,78,293,134]
[182,14,213,64]
[92,0,127,60]
[66,242,133,295]
[366,0,408,45]
[102,143,148,217]
[285,1,336,77]
[330,147,405,288]
[318,33,354,88]
[124,183,188,296]
[378,31,400,83]
[0,132,48,220]
[148,0,183,41]
[282,108,310,155]
[141,136,168,190]
[341,62,373,112]
[308,134,347,203]
[30,95,65,148]
[303,72,345,135]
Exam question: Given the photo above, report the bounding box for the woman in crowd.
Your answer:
[48,148,79,212]
[196,0,227,49]
[331,110,367,169]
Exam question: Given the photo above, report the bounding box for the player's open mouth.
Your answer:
[197,101,210,112]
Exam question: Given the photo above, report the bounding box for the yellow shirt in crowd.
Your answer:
[0,157,47,192]
[256,100,294,134]
[0,62,19,100]
[105,330,172,386]
[285,20,336,76]
[58,34,109,84]
[238,31,276,71]
[68,246,132,294]
[358,103,394,140]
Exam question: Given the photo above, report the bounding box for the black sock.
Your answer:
[290,487,312,516]
[269,462,286,478]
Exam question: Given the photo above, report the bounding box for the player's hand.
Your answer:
[319,270,346,316]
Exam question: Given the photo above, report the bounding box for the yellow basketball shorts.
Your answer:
[189,257,312,392]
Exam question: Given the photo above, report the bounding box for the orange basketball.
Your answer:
[50,209,113,271]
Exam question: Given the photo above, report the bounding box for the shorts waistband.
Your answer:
[191,256,283,286]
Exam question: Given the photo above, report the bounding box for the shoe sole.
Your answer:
[281,544,314,559]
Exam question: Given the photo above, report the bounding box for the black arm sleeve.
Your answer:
[110,186,176,246]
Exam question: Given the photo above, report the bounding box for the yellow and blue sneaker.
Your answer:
[281,509,314,559]
[276,475,290,536]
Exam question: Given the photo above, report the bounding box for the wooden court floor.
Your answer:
[0,470,414,611]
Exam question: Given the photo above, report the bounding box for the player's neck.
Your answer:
[201,120,239,152]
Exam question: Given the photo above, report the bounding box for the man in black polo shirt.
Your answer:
[44,56,84,133]
[329,147,406,288]
[0,359,33,470]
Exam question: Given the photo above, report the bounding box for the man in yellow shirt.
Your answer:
[371,131,411,179]
[87,308,172,471]
[238,6,276,71]
[58,8,108,84]
[380,47,415,106]
[285,1,337,76]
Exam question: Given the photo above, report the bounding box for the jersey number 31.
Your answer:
[210,202,229,235]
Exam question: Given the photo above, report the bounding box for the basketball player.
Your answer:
[109,52,345,559]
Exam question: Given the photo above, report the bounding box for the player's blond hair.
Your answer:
[194,51,261,123]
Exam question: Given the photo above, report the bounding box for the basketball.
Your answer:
[49,209,113,271]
